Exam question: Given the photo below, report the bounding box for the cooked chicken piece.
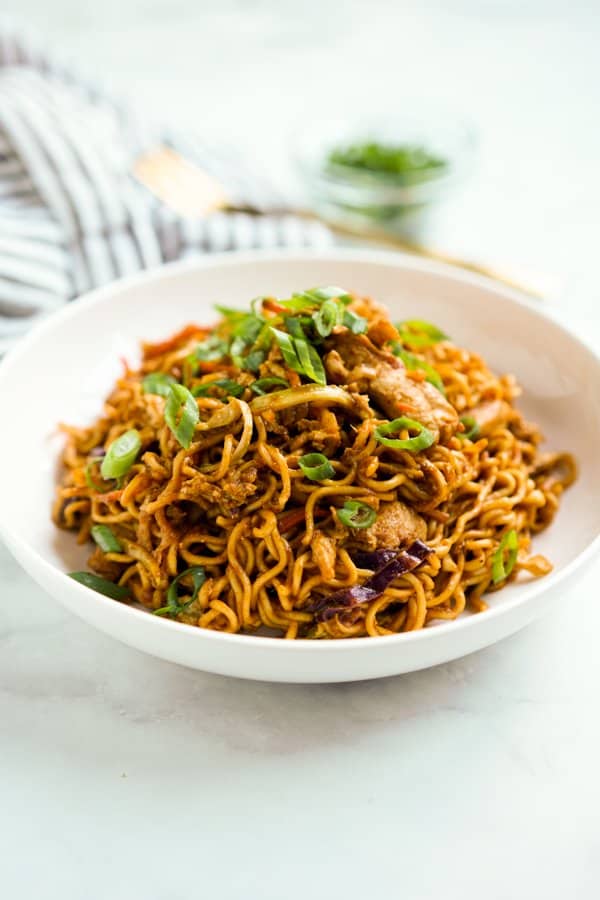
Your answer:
[469,399,514,436]
[312,530,337,581]
[324,332,458,442]
[352,500,427,551]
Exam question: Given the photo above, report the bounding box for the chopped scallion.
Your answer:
[337,500,377,529]
[68,571,131,600]
[459,415,480,441]
[298,452,335,481]
[250,376,289,395]
[392,345,445,394]
[154,566,206,617]
[90,524,123,554]
[192,379,244,398]
[491,529,519,584]
[397,319,448,348]
[142,372,178,397]
[374,416,435,452]
[165,384,199,449]
[100,430,142,480]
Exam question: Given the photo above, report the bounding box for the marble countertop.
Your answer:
[2,2,600,898]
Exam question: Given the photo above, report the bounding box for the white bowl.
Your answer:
[1,249,599,683]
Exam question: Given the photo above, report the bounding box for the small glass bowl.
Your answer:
[293,111,476,241]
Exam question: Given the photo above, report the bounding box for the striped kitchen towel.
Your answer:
[0,27,332,352]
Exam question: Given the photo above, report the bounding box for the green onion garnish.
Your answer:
[459,415,480,441]
[305,286,353,304]
[491,529,519,584]
[68,571,131,600]
[270,327,327,386]
[278,292,321,312]
[271,327,302,371]
[337,500,377,529]
[283,316,306,340]
[100,429,142,480]
[397,319,448,348]
[90,524,123,553]
[142,372,177,397]
[242,349,265,372]
[214,305,248,322]
[374,416,435,452]
[165,384,199,449]
[327,142,446,178]
[392,346,445,394]
[227,313,265,369]
[194,334,229,362]
[251,377,289,395]
[295,338,326,385]
[313,299,343,337]
[298,452,335,481]
[154,566,206,617]
[342,309,368,334]
[85,461,113,493]
[278,287,353,312]
[192,379,244,398]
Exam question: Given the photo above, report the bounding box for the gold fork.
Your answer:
[134,146,543,299]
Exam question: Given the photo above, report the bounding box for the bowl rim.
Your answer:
[1,246,599,654]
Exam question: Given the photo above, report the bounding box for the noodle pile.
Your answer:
[53,288,576,639]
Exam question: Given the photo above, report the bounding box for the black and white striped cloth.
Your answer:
[0,28,332,351]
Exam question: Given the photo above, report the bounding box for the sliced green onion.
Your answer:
[242,349,265,373]
[195,334,228,361]
[343,309,368,334]
[142,372,178,397]
[90,524,123,553]
[271,327,303,372]
[295,338,326,385]
[298,452,335,481]
[154,566,206,617]
[270,327,327,386]
[397,319,448,348]
[228,335,246,368]
[278,292,320,312]
[392,345,445,394]
[491,529,519,584]
[374,416,435,452]
[85,461,113,493]
[165,384,199,449]
[313,299,343,337]
[214,305,248,322]
[251,376,289,395]
[284,316,306,340]
[305,286,353,305]
[233,314,263,343]
[278,287,352,313]
[68,571,131,600]
[192,378,244,398]
[100,429,142,480]
[459,415,480,441]
[337,500,377,529]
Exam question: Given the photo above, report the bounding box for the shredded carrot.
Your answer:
[143,324,207,358]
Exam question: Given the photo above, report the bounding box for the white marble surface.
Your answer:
[2,2,600,898]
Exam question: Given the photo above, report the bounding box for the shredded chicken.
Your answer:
[352,500,427,550]
[324,332,459,442]
[311,530,337,581]
[469,399,514,436]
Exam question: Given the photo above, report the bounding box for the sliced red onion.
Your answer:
[311,540,432,622]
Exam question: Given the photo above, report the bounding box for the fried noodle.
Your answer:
[53,291,576,639]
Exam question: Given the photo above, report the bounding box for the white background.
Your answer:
[2,2,600,898]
